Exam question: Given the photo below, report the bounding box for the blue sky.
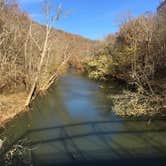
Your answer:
[18,0,161,40]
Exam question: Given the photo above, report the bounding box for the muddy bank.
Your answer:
[0,92,28,128]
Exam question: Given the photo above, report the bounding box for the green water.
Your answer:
[1,73,166,165]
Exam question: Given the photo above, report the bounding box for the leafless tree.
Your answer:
[25,0,71,106]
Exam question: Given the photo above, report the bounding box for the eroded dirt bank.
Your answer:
[0,92,28,128]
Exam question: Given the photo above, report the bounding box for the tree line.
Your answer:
[85,1,166,116]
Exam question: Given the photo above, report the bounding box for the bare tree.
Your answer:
[25,1,63,106]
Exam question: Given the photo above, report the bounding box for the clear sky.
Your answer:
[18,0,161,40]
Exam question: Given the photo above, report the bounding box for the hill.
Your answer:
[0,1,95,125]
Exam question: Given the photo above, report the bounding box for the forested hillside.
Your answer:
[0,1,166,165]
[85,1,166,116]
[0,1,94,125]
[0,0,165,125]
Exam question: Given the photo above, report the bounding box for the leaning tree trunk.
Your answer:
[25,25,49,106]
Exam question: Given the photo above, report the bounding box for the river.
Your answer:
[1,73,166,165]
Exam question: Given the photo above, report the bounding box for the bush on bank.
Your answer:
[85,4,166,116]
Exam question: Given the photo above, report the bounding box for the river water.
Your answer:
[1,73,166,165]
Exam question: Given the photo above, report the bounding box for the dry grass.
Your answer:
[110,90,166,117]
[0,92,28,127]
[0,1,95,127]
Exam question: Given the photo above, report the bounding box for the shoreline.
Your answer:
[0,92,28,129]
[0,75,166,129]
[88,74,166,118]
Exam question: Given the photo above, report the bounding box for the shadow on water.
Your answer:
[2,119,164,166]
[1,121,165,165]
[1,73,166,165]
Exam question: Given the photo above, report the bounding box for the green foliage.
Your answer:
[85,43,137,81]
[84,4,166,116]
[86,54,111,80]
[85,10,166,89]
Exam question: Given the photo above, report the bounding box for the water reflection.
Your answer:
[11,119,166,165]
[0,73,166,165]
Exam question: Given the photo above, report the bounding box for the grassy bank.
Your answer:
[84,2,166,117]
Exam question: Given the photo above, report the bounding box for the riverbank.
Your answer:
[1,73,166,165]
[83,7,166,117]
[0,0,94,129]
[84,65,166,118]
[95,77,166,117]
[108,90,166,117]
[0,92,28,128]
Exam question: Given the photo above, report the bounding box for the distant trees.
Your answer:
[0,1,29,92]
[0,0,72,105]
[85,1,166,116]
[86,7,166,93]
[0,0,93,106]
[115,13,157,95]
